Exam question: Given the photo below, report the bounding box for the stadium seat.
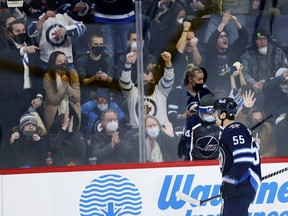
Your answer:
[245,15,270,47]
[190,18,209,46]
[272,15,288,48]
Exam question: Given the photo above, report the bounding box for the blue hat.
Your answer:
[96,88,110,101]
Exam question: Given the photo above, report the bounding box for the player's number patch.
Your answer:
[252,145,260,165]
[232,135,245,145]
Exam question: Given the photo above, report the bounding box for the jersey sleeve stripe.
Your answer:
[233,148,252,156]
[234,157,253,163]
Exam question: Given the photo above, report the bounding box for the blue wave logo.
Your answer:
[79,174,142,216]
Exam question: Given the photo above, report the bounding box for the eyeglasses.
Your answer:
[256,37,267,42]
[105,118,118,123]
[219,34,228,39]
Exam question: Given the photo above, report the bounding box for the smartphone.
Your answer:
[7,0,23,8]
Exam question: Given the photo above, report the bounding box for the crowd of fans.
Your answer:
[0,0,288,169]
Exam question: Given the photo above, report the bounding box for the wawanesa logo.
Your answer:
[79,174,142,215]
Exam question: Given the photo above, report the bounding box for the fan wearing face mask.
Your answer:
[9,113,49,168]
[81,87,126,140]
[240,28,288,95]
[143,116,179,162]
[43,51,81,131]
[90,109,133,164]
[0,19,44,145]
[178,94,221,161]
[76,31,118,104]
[119,51,174,128]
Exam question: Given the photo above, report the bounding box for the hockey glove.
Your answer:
[221,175,239,199]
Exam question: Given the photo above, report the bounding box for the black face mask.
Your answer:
[56,62,69,72]
[13,32,27,44]
[144,82,156,96]
[91,46,104,55]
[23,130,36,140]
[193,83,203,92]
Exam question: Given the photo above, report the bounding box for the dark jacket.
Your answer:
[0,40,44,142]
[48,129,88,166]
[90,129,133,164]
[48,115,88,166]
[205,27,248,91]
[75,52,117,102]
[241,43,288,86]
[12,134,49,168]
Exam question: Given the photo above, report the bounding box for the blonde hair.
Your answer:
[144,115,163,131]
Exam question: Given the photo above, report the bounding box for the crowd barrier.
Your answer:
[0,158,288,216]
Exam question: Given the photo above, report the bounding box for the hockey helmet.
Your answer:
[213,97,237,118]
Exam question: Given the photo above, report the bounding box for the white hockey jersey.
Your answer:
[120,66,174,128]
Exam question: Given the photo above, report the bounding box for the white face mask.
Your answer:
[131,41,137,51]
[203,115,216,122]
[177,17,184,24]
[105,121,118,133]
[258,47,268,55]
[146,126,160,139]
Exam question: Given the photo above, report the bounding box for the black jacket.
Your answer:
[12,134,49,168]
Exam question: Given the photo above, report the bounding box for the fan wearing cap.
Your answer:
[213,97,262,216]
[9,113,49,168]
[240,28,288,94]
[81,88,126,139]
[178,94,220,161]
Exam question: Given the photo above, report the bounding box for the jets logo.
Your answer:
[45,24,67,47]
[229,123,240,129]
[135,98,157,117]
[195,136,219,158]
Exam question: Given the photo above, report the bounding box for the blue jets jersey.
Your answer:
[219,122,262,191]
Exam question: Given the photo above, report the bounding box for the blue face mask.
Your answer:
[203,115,216,122]
[146,126,160,139]
[199,106,215,122]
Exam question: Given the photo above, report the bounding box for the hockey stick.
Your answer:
[176,166,288,206]
[250,114,273,131]
[176,191,220,206]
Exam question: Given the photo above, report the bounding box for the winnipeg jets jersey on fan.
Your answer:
[183,115,220,160]
[120,66,174,128]
[219,122,262,191]
[27,13,86,63]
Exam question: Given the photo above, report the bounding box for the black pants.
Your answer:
[221,178,256,216]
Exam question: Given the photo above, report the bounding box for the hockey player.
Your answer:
[213,97,262,216]
[179,94,220,161]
